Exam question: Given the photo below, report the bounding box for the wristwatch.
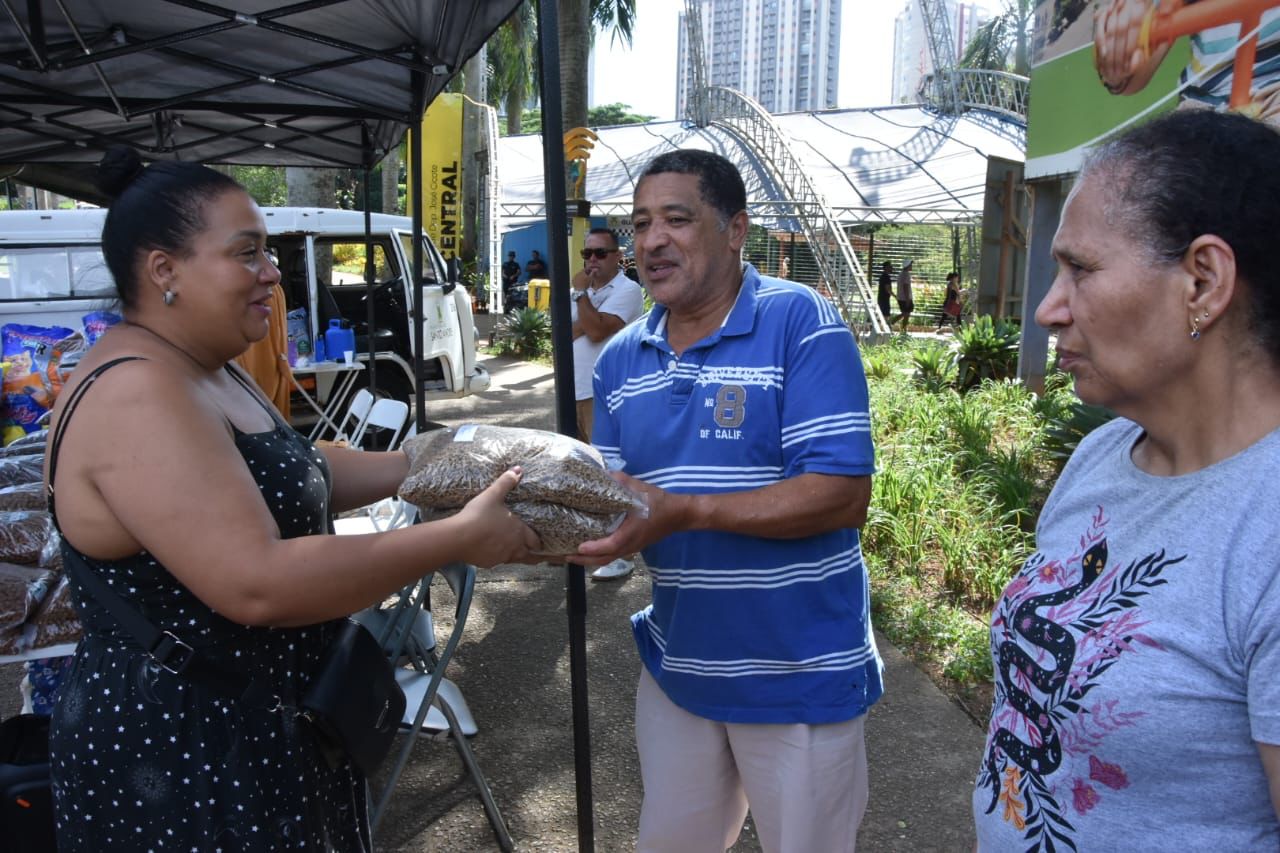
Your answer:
[572,289,589,301]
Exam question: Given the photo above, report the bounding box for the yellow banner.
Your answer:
[407,92,464,259]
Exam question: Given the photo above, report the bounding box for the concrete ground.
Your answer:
[3,349,988,852]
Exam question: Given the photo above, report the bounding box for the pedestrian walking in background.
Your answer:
[896,258,915,331]
[877,260,893,322]
[938,271,962,331]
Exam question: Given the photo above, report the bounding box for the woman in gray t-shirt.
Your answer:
[973,109,1280,850]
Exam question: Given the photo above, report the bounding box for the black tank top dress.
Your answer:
[48,363,371,852]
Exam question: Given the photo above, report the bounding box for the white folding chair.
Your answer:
[349,398,409,451]
[364,563,514,851]
[331,387,373,444]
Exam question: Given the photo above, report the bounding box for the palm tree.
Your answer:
[959,0,1032,76]
[489,5,536,136]
[486,0,636,135]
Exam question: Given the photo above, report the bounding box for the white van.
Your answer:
[0,207,489,425]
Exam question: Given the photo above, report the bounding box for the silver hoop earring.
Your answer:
[163,290,175,306]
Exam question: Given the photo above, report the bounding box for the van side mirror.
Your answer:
[442,256,460,294]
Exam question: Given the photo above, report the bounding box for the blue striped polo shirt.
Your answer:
[591,264,883,724]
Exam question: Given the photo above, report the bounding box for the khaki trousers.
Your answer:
[635,668,869,853]
[575,397,593,444]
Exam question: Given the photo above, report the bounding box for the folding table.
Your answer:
[290,360,364,440]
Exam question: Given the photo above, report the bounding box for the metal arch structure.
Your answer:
[916,0,961,113]
[919,68,1029,122]
[677,0,888,337]
[697,86,891,337]
[914,0,1030,122]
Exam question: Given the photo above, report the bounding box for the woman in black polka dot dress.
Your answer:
[44,148,540,851]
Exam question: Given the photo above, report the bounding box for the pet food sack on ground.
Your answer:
[0,563,50,636]
[1,323,79,441]
[0,455,44,488]
[400,425,645,554]
[0,565,80,660]
[27,573,79,654]
[0,439,43,458]
[0,511,59,567]
[0,483,46,512]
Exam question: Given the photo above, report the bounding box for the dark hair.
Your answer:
[1082,109,1280,360]
[587,226,619,249]
[638,149,746,228]
[947,271,959,282]
[97,146,242,309]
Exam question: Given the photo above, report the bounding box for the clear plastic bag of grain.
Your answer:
[4,428,48,451]
[0,482,46,512]
[0,562,52,640]
[400,424,646,554]
[0,455,44,488]
[27,572,80,654]
[0,510,60,567]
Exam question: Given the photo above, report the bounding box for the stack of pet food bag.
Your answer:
[0,317,117,678]
[0,428,79,667]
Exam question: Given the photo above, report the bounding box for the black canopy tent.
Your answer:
[0,1,595,848]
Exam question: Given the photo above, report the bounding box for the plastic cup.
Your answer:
[343,350,354,366]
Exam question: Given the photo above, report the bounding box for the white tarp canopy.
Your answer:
[499,105,1026,229]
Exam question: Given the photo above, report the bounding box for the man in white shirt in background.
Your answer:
[572,226,645,580]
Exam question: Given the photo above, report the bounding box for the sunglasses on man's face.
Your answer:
[580,247,616,260]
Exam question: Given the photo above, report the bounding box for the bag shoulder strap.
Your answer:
[44,356,274,706]
[46,356,146,525]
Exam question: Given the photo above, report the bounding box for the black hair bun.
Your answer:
[96,145,145,200]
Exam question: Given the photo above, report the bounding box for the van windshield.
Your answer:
[396,234,442,285]
[0,245,115,301]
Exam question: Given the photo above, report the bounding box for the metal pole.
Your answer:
[410,68,427,433]
[362,126,377,398]
[535,1,595,849]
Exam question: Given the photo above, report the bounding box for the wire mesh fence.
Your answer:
[743,221,982,327]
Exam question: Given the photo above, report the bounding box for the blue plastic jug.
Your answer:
[324,319,355,363]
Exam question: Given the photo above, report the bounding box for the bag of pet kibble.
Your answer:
[399,424,647,554]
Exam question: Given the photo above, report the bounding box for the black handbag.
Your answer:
[0,713,56,853]
[300,618,407,776]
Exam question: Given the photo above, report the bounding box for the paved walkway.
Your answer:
[369,354,986,851]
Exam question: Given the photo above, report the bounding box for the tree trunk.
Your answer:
[505,11,528,135]
[559,0,590,132]
[285,167,337,208]
[380,148,400,214]
[462,48,487,264]
[559,0,591,198]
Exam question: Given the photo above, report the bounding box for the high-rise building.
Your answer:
[676,0,842,116]
[891,0,991,104]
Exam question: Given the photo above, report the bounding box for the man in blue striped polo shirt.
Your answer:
[575,150,882,852]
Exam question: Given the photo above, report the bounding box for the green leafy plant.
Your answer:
[954,316,1021,392]
[1042,402,1116,472]
[863,352,894,380]
[911,344,957,393]
[491,307,551,359]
